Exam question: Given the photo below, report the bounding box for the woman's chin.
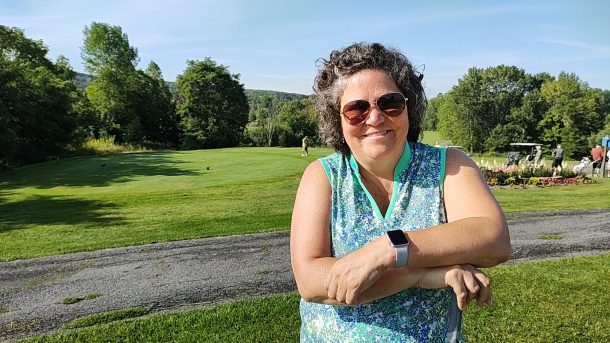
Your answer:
[359,144,398,160]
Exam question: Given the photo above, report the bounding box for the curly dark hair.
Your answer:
[313,42,427,156]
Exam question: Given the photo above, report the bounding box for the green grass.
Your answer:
[63,307,152,330]
[463,253,610,342]
[0,307,8,314]
[539,234,564,240]
[2,147,610,261]
[421,130,446,145]
[0,147,327,261]
[60,293,101,305]
[492,178,610,213]
[25,294,300,343]
[23,254,610,343]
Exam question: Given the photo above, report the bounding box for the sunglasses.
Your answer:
[341,92,408,125]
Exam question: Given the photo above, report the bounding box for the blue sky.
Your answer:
[2,0,609,96]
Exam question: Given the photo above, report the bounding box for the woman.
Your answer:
[290,43,511,342]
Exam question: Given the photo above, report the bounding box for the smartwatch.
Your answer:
[386,230,409,268]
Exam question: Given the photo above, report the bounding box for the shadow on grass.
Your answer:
[0,195,124,233]
[0,151,201,189]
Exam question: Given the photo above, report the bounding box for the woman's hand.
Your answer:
[324,237,394,305]
[418,264,491,311]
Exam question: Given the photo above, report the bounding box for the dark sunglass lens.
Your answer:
[343,100,370,118]
[377,93,405,117]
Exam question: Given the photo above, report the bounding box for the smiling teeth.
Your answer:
[366,130,388,137]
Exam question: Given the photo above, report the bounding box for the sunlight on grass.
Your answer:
[1,147,609,261]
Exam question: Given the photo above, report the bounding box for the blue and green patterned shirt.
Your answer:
[300,141,463,343]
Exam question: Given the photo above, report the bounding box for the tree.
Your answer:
[277,98,318,147]
[0,25,77,165]
[81,22,138,75]
[175,59,249,149]
[81,22,142,143]
[439,65,532,152]
[131,62,180,145]
[423,94,443,131]
[539,72,606,158]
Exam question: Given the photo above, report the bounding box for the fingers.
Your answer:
[462,268,480,302]
[325,272,337,301]
[325,263,362,305]
[463,265,492,307]
[445,267,468,311]
[446,265,493,311]
[473,269,492,306]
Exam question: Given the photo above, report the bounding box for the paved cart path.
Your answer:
[1,210,609,342]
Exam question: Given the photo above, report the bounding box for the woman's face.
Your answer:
[339,69,409,163]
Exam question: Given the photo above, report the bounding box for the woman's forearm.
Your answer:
[405,216,511,268]
[299,256,423,305]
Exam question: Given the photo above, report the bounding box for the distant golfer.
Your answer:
[552,144,563,174]
[301,136,309,156]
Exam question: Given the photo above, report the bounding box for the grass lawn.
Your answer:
[0,147,326,261]
[2,147,610,261]
[23,253,610,343]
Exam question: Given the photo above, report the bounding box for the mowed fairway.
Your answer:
[0,147,330,261]
[2,146,610,261]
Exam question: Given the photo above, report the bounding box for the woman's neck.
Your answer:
[352,143,406,180]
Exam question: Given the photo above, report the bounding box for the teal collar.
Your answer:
[348,141,412,180]
[348,141,413,220]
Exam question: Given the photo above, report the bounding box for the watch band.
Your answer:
[386,230,409,268]
[394,244,409,267]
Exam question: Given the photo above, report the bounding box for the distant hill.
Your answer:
[74,73,307,101]
[75,72,94,89]
[244,89,308,102]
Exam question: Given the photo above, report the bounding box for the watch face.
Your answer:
[387,230,408,245]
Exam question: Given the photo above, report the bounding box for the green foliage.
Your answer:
[423,95,441,130]
[175,59,249,149]
[243,90,311,147]
[439,65,532,152]
[539,72,606,158]
[82,22,140,143]
[77,136,146,155]
[0,25,79,166]
[81,22,138,75]
[81,23,178,147]
[135,62,181,145]
[437,66,609,158]
[277,98,318,147]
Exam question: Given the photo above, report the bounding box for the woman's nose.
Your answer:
[365,106,386,126]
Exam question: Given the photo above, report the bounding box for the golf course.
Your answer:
[1,146,609,342]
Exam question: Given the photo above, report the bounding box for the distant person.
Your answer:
[533,145,542,167]
[552,144,563,174]
[591,144,604,176]
[301,136,309,156]
[291,42,510,342]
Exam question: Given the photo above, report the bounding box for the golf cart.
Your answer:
[507,143,542,167]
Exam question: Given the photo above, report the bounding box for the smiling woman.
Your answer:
[290,42,511,342]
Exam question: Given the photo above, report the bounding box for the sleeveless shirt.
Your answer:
[299,141,464,343]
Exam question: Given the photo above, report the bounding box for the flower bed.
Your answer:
[479,164,591,187]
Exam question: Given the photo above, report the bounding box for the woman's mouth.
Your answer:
[363,130,391,138]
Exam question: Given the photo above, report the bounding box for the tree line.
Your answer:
[426,65,610,159]
[0,23,316,167]
[3,22,609,167]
